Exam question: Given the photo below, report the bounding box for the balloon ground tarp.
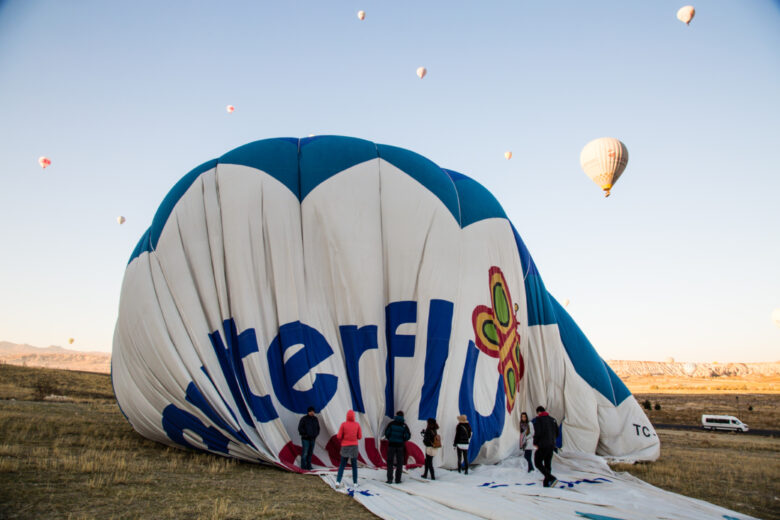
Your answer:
[111,135,749,518]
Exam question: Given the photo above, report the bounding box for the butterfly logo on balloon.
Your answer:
[471,266,525,413]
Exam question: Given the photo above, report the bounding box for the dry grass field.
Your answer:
[1,364,778,519]
[634,392,780,430]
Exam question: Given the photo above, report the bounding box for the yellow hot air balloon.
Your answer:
[563,298,570,308]
[357,10,365,21]
[772,308,780,328]
[580,137,629,197]
[117,216,126,225]
[68,338,74,345]
[416,67,427,79]
[677,6,695,25]
[504,151,512,160]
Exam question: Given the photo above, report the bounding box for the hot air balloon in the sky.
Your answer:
[226,105,235,113]
[677,6,695,25]
[416,67,427,79]
[357,10,365,20]
[563,298,570,308]
[683,362,697,375]
[772,308,780,328]
[68,338,74,345]
[504,151,512,160]
[580,137,629,197]
[117,216,126,225]
[39,157,51,169]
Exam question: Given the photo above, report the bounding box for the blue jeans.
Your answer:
[337,457,358,484]
[301,439,314,470]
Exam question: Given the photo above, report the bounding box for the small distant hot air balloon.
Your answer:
[677,6,695,25]
[416,67,427,79]
[226,105,235,113]
[504,151,512,160]
[39,157,51,169]
[357,10,365,20]
[684,362,697,375]
[68,338,74,345]
[563,298,570,308]
[117,216,126,225]
[580,137,629,197]
[772,308,780,328]
[665,357,675,364]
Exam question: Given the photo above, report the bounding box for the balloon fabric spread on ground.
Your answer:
[112,136,660,476]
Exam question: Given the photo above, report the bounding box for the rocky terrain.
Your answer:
[0,342,110,374]
[607,360,780,378]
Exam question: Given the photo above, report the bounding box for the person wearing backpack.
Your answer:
[532,406,559,488]
[383,410,411,484]
[420,418,441,480]
[453,415,472,474]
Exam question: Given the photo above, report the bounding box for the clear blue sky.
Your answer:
[1,1,778,362]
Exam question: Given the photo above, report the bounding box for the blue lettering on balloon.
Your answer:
[267,321,338,414]
[458,340,506,462]
[162,404,231,454]
[418,299,453,420]
[385,301,417,417]
[207,319,278,423]
[339,325,379,413]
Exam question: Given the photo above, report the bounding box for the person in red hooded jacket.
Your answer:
[336,410,362,488]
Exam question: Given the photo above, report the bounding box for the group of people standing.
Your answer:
[298,405,558,489]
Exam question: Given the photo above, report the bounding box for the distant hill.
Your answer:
[0,342,110,374]
[606,360,780,378]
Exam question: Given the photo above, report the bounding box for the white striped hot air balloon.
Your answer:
[677,6,695,25]
[580,137,629,197]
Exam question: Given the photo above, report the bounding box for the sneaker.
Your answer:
[353,482,360,489]
[336,481,343,489]
[549,478,558,488]
[386,480,393,484]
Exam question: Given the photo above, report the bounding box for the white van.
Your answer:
[701,415,749,432]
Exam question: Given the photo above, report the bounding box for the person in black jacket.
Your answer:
[420,418,440,480]
[532,406,558,487]
[298,406,320,470]
[384,410,411,483]
[453,415,472,474]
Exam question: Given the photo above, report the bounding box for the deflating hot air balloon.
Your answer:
[580,137,629,197]
[117,216,126,225]
[357,10,365,20]
[416,67,427,79]
[113,136,659,475]
[504,151,512,160]
[39,157,51,169]
[226,105,235,113]
[772,308,780,328]
[677,6,695,25]
[68,338,74,345]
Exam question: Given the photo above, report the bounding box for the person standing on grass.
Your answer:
[421,418,441,480]
[336,409,362,488]
[532,406,558,488]
[453,415,472,474]
[384,410,411,484]
[519,412,534,473]
[297,406,320,471]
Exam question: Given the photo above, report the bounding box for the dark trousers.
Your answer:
[422,454,435,479]
[456,448,469,474]
[523,449,534,472]
[387,445,405,483]
[301,438,314,470]
[337,457,357,484]
[534,446,556,486]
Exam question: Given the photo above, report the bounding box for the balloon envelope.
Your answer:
[504,151,512,160]
[416,67,427,79]
[226,105,235,113]
[677,6,695,25]
[563,299,570,307]
[117,216,126,225]
[357,10,365,20]
[113,136,659,472]
[580,137,628,197]
[38,157,51,169]
[68,338,74,345]
[683,362,696,375]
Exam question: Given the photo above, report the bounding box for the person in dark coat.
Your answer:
[297,406,320,470]
[383,410,411,483]
[420,418,440,480]
[453,415,472,474]
[532,406,558,487]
